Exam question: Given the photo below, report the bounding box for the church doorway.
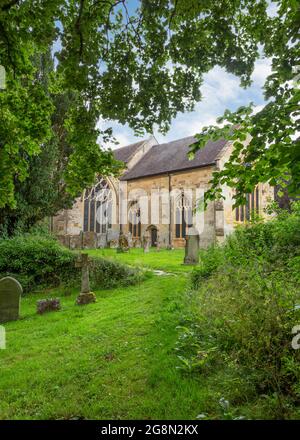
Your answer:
[147,225,158,247]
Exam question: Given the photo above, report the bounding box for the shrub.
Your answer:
[0,234,78,292]
[180,202,300,418]
[0,234,141,293]
[89,257,141,289]
[191,202,300,290]
[190,246,225,289]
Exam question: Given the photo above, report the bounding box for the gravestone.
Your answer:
[183,227,200,265]
[127,231,133,248]
[108,239,118,248]
[0,276,22,323]
[117,232,129,253]
[37,298,61,314]
[0,65,6,90]
[0,325,5,349]
[156,233,161,252]
[142,231,151,253]
[75,253,96,305]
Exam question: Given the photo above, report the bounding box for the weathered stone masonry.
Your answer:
[52,135,274,249]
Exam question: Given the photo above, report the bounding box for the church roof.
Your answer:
[119,136,227,180]
[113,140,145,164]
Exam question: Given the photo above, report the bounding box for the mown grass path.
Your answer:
[0,249,215,420]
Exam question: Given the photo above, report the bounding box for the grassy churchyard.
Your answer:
[1,203,300,421]
[87,248,196,273]
[0,249,210,420]
[1,0,299,429]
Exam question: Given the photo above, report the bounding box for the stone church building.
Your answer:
[51,135,274,249]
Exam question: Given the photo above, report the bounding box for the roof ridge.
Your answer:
[113,139,147,164]
[156,135,195,147]
[120,136,228,181]
[113,139,145,152]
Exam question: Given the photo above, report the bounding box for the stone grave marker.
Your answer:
[75,253,96,305]
[142,231,151,253]
[117,232,129,253]
[37,298,61,314]
[0,276,22,323]
[0,65,6,90]
[156,233,161,252]
[183,227,200,265]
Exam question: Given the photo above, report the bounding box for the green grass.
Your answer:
[87,247,194,273]
[3,247,278,420]
[0,249,218,420]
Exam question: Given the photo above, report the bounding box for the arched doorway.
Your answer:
[147,225,158,247]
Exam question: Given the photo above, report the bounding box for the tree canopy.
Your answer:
[190,0,299,205]
[0,0,299,211]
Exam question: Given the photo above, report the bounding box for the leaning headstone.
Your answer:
[183,227,200,265]
[142,231,151,253]
[75,253,96,305]
[0,276,22,323]
[117,232,129,253]
[37,298,61,315]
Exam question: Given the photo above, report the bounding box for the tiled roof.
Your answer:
[120,136,227,180]
[113,140,145,164]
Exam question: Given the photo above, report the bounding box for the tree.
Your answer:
[190,0,299,206]
[0,51,70,234]
[0,48,118,235]
[0,0,298,212]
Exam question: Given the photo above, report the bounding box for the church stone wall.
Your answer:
[124,174,170,247]
[52,197,83,237]
[216,140,275,243]
[51,139,275,250]
[124,166,216,248]
[170,167,216,248]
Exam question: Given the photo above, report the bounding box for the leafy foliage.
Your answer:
[191,0,299,206]
[179,203,300,418]
[0,0,291,208]
[0,234,141,292]
[89,255,141,290]
[0,234,77,291]
[0,48,118,235]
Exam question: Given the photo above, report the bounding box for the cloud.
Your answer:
[112,132,134,147]
[251,58,272,86]
[99,57,272,148]
[267,1,279,18]
[97,119,138,149]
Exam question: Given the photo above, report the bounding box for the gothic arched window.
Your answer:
[175,192,193,238]
[128,201,141,238]
[235,187,260,222]
[83,178,113,233]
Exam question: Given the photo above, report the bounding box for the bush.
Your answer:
[190,246,225,289]
[0,234,141,293]
[191,202,300,289]
[89,257,141,289]
[179,202,300,418]
[0,234,77,292]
